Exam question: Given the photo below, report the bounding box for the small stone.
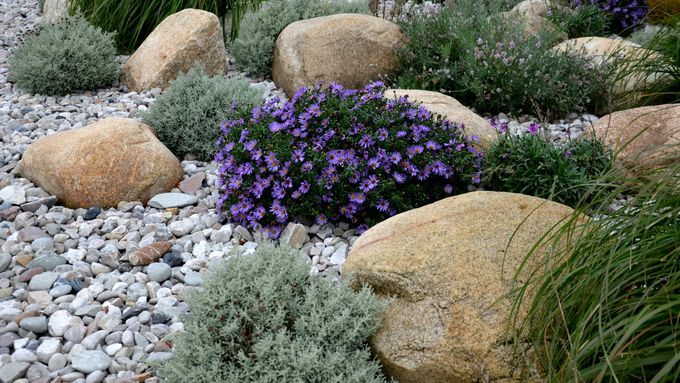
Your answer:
[147,263,172,283]
[150,312,171,325]
[82,330,109,350]
[162,252,183,267]
[19,316,48,334]
[147,193,198,209]
[28,291,53,305]
[0,185,27,205]
[49,284,72,297]
[49,310,81,337]
[36,338,61,363]
[18,226,49,242]
[129,242,172,266]
[83,207,101,220]
[168,219,194,237]
[178,172,205,194]
[145,352,173,363]
[183,272,203,287]
[28,271,59,291]
[0,253,11,272]
[20,196,57,213]
[12,348,37,363]
[234,225,253,242]
[280,223,307,250]
[85,370,107,383]
[71,350,112,374]
[0,362,30,383]
[48,353,68,371]
[26,255,67,271]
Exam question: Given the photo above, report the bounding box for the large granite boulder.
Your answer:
[510,0,562,17]
[592,104,680,172]
[272,13,405,97]
[42,0,71,23]
[384,89,497,148]
[344,191,579,383]
[121,9,226,92]
[16,118,183,208]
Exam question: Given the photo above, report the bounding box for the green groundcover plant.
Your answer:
[215,81,482,238]
[9,15,118,95]
[549,3,612,38]
[231,0,369,78]
[71,0,265,53]
[509,145,680,382]
[396,0,611,119]
[482,121,613,207]
[154,242,392,383]
[140,66,263,161]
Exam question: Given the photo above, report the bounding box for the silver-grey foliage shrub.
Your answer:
[232,0,369,78]
[140,66,263,161]
[9,15,119,95]
[155,242,392,383]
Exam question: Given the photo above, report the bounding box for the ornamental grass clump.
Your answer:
[483,121,613,207]
[140,66,263,161]
[9,15,118,95]
[231,0,369,78]
[396,0,611,119]
[155,242,391,383]
[508,146,679,382]
[215,81,482,238]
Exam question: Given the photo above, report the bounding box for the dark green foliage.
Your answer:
[140,66,263,161]
[509,147,680,382]
[71,0,266,53]
[232,0,369,78]
[9,15,118,95]
[395,0,611,119]
[155,242,391,383]
[483,132,613,207]
[549,4,612,38]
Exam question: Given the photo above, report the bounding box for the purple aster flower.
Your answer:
[564,150,573,158]
[359,135,374,148]
[527,123,540,135]
[301,161,313,172]
[396,130,408,138]
[265,152,280,171]
[375,199,390,212]
[272,183,285,199]
[444,184,453,194]
[377,128,389,141]
[306,103,322,117]
[291,191,302,199]
[393,172,406,183]
[298,181,310,194]
[348,192,366,204]
[282,177,293,189]
[292,149,305,163]
[237,163,254,175]
[431,161,447,176]
[389,152,402,164]
[356,224,369,235]
[315,214,328,225]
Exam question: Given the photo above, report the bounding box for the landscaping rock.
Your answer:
[343,191,577,383]
[70,350,112,374]
[280,223,307,250]
[147,262,172,283]
[385,89,497,148]
[19,316,48,334]
[0,362,30,383]
[148,193,198,209]
[0,185,26,205]
[510,0,566,17]
[129,241,172,266]
[42,0,70,24]
[591,104,680,172]
[16,117,183,208]
[272,13,405,97]
[0,253,10,272]
[121,9,226,92]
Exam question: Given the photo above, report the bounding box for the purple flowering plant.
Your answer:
[215,81,482,238]
[571,0,648,32]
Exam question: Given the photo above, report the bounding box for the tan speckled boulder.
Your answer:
[592,104,680,172]
[121,9,226,92]
[272,14,405,97]
[510,0,568,18]
[385,89,497,149]
[344,191,578,383]
[16,118,183,208]
[42,0,71,23]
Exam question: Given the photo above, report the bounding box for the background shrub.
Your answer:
[509,147,679,382]
[9,15,118,95]
[216,82,482,238]
[549,3,612,38]
[232,0,369,78]
[140,66,263,161]
[570,0,648,34]
[395,0,610,119]
[71,0,266,53]
[155,242,391,383]
[482,124,613,207]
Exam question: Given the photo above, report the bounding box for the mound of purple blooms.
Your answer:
[572,0,648,31]
[215,81,483,239]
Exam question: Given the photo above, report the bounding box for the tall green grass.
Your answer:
[508,144,680,382]
[71,0,264,53]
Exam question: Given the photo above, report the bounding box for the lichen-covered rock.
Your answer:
[121,9,226,92]
[16,117,182,208]
[385,89,497,148]
[343,191,578,383]
[272,13,405,97]
[592,104,680,172]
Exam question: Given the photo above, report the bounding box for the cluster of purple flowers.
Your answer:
[215,81,482,239]
[572,0,648,30]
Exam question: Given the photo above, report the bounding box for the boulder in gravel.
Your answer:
[385,89,497,148]
[272,13,405,97]
[343,191,578,383]
[510,0,566,17]
[42,0,70,24]
[70,350,112,374]
[121,9,226,92]
[16,117,183,209]
[592,104,680,173]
